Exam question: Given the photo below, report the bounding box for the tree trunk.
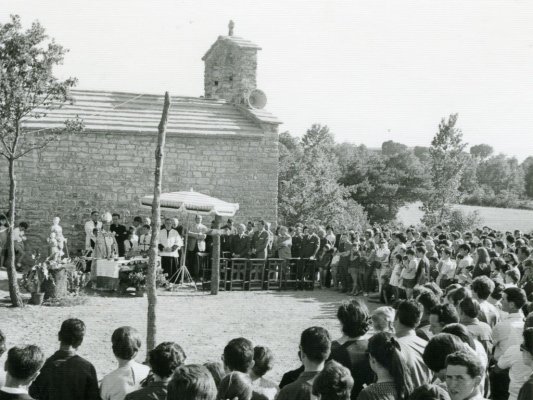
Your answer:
[210,215,222,295]
[146,92,171,353]
[6,158,23,307]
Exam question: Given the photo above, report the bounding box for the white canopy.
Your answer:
[140,189,239,217]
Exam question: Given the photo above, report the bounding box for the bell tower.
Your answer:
[202,21,262,103]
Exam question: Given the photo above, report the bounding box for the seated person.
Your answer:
[125,342,187,400]
[223,338,254,374]
[167,364,217,400]
[100,326,150,400]
[29,318,99,400]
[0,345,44,400]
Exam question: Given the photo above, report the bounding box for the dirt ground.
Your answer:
[0,270,378,383]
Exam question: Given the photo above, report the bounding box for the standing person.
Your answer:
[357,332,414,400]
[0,345,45,400]
[445,351,485,400]
[471,276,500,328]
[232,223,252,258]
[517,328,533,400]
[276,226,292,261]
[277,327,331,400]
[0,215,8,269]
[110,213,128,257]
[291,224,304,259]
[129,217,143,237]
[254,220,270,260]
[401,249,418,299]
[436,249,454,289]
[29,319,100,400]
[376,239,392,302]
[158,218,183,281]
[137,225,152,253]
[100,327,150,400]
[125,342,186,400]
[186,215,208,279]
[84,211,102,257]
[330,299,374,399]
[394,300,433,388]
[312,361,353,400]
[415,247,429,286]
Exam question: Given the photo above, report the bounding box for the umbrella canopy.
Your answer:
[140,189,239,217]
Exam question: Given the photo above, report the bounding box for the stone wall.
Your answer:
[204,44,258,103]
[0,126,278,255]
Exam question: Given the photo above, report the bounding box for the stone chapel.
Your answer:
[0,22,281,252]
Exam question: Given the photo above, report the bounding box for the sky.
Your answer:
[3,0,533,161]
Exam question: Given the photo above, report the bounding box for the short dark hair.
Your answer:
[519,246,531,258]
[300,327,331,363]
[0,329,6,358]
[5,345,45,380]
[142,224,151,230]
[337,299,371,337]
[223,338,254,373]
[19,222,29,229]
[490,281,506,301]
[217,371,252,400]
[112,213,120,218]
[312,360,353,400]
[91,211,99,216]
[133,216,143,223]
[430,304,459,326]
[406,248,415,256]
[505,269,520,284]
[441,324,476,350]
[167,364,217,400]
[252,346,274,377]
[416,247,427,255]
[203,362,225,387]
[459,297,480,319]
[445,350,484,378]
[111,326,142,360]
[396,300,422,329]
[58,318,85,348]
[423,334,468,373]
[448,287,471,307]
[458,244,471,253]
[523,328,533,354]
[408,384,451,400]
[471,276,495,300]
[504,287,527,309]
[149,342,187,378]
[418,291,439,313]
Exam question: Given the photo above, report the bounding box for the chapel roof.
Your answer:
[202,35,262,61]
[22,89,281,137]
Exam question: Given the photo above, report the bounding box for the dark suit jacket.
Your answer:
[291,235,303,258]
[231,234,251,257]
[0,391,34,400]
[301,234,320,258]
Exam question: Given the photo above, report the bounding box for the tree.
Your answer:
[423,114,467,224]
[146,92,170,352]
[469,144,494,160]
[0,15,82,307]
[341,143,431,223]
[523,156,533,198]
[278,125,367,229]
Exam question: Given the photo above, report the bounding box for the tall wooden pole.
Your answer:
[210,215,222,295]
[146,92,171,352]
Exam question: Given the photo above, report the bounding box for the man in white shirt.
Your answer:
[84,211,102,253]
[471,276,501,328]
[489,287,527,400]
[1,345,44,400]
[158,218,183,281]
[492,287,527,361]
[138,225,152,253]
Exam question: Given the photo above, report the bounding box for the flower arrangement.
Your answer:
[121,261,167,290]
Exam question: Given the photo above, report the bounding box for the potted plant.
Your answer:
[129,271,146,296]
[22,262,48,305]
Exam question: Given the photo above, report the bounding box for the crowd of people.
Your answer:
[2,214,533,400]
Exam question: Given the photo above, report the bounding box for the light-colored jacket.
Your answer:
[187,223,208,252]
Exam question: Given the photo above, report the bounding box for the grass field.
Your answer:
[398,201,533,232]
[0,270,372,384]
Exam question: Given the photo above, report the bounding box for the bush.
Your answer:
[447,209,483,232]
